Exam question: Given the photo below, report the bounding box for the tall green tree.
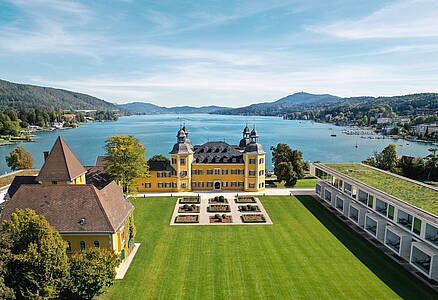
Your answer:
[149,154,169,162]
[104,135,149,193]
[374,144,398,172]
[0,232,15,300]
[271,143,305,187]
[0,209,69,299]
[5,146,33,170]
[425,148,438,180]
[64,248,120,300]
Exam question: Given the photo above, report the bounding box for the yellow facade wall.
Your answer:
[62,233,111,253]
[40,173,86,185]
[191,163,245,190]
[133,151,266,192]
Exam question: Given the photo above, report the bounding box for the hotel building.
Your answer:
[311,162,438,281]
[134,125,266,192]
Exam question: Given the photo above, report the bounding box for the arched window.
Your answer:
[79,240,86,251]
[94,240,100,248]
[66,240,72,253]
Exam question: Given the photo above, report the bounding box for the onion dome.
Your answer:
[243,125,250,134]
[250,128,259,138]
[177,129,186,138]
[182,124,189,135]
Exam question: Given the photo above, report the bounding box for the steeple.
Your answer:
[250,125,259,143]
[239,124,251,148]
[242,124,250,139]
[177,128,186,144]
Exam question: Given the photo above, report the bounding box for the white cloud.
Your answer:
[308,0,438,39]
[30,62,436,106]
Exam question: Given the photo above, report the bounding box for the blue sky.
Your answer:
[0,0,437,107]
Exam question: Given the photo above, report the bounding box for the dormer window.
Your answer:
[79,218,86,225]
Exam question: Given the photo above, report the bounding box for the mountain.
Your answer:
[117,102,231,114]
[212,92,344,116]
[0,79,119,111]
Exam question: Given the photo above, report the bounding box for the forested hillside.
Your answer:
[286,93,438,126]
[0,79,119,111]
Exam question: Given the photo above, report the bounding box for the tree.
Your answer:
[0,232,15,300]
[5,146,33,170]
[104,135,149,193]
[0,209,69,299]
[271,143,305,187]
[275,162,297,187]
[65,248,120,300]
[374,144,398,172]
[149,154,169,162]
[425,148,438,180]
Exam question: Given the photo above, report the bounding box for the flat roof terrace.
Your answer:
[323,163,438,216]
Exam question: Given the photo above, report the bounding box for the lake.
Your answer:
[0,114,433,173]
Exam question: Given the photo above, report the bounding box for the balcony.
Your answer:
[348,203,366,226]
[397,210,413,231]
[375,198,388,217]
[426,223,438,247]
[410,242,438,279]
[365,213,387,241]
[384,226,412,258]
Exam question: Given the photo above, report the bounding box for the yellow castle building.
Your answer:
[135,125,266,192]
[1,137,135,264]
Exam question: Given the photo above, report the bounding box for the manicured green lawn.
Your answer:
[99,196,437,300]
[271,174,317,188]
[323,163,438,215]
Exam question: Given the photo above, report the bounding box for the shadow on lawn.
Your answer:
[296,195,438,300]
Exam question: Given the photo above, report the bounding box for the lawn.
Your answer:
[323,163,438,215]
[0,170,39,188]
[271,174,317,188]
[99,196,437,300]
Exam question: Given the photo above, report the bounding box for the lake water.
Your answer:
[0,114,433,173]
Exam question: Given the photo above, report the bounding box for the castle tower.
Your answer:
[244,126,265,191]
[239,124,251,148]
[170,127,193,191]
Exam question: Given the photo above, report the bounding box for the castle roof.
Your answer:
[36,136,86,182]
[148,160,176,172]
[1,181,134,234]
[193,141,244,164]
[169,143,194,154]
[244,142,265,154]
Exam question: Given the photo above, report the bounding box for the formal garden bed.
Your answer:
[179,196,201,204]
[207,204,231,212]
[235,196,256,203]
[239,204,261,212]
[175,215,199,223]
[209,195,228,204]
[209,214,232,223]
[241,214,266,223]
[178,204,200,213]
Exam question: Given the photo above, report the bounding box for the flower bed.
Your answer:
[209,195,228,204]
[239,205,261,212]
[235,196,256,203]
[178,204,200,213]
[179,197,200,204]
[207,204,230,212]
[210,214,232,223]
[175,215,199,223]
[241,214,266,223]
